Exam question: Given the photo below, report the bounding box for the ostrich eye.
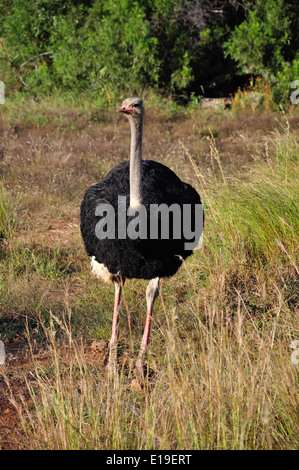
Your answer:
[133,103,140,108]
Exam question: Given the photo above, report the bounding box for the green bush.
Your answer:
[0,0,298,104]
[51,0,159,97]
[0,0,244,99]
[225,0,299,106]
[272,56,299,107]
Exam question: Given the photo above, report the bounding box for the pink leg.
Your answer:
[108,277,123,377]
[110,284,121,345]
[136,278,159,379]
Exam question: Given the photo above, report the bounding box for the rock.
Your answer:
[200,98,230,110]
[90,340,108,352]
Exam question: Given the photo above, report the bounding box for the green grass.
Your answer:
[207,132,298,264]
[0,182,19,240]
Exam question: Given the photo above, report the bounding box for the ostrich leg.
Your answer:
[108,273,124,377]
[136,277,160,379]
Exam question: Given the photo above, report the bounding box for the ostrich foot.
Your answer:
[136,357,145,381]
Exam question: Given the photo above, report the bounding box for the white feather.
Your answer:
[91,256,114,283]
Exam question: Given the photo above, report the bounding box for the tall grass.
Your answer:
[0,183,18,240]
[205,129,298,265]
[1,118,298,450]
[3,296,297,450]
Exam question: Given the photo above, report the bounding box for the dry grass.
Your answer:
[0,97,298,449]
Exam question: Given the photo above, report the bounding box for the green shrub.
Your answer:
[225,0,299,107]
[272,56,299,108]
[51,1,159,97]
[0,0,298,104]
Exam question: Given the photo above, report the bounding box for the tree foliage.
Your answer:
[225,0,299,105]
[0,0,297,105]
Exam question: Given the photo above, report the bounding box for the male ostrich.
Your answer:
[80,97,203,377]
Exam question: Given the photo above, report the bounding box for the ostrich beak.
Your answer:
[118,106,134,114]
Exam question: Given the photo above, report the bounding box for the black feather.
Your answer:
[80,160,203,280]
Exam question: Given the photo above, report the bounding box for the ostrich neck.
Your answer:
[129,116,143,208]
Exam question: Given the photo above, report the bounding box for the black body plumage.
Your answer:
[80,159,203,280]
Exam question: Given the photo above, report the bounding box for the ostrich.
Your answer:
[80,97,203,378]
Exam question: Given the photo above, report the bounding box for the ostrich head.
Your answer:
[118,97,144,119]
